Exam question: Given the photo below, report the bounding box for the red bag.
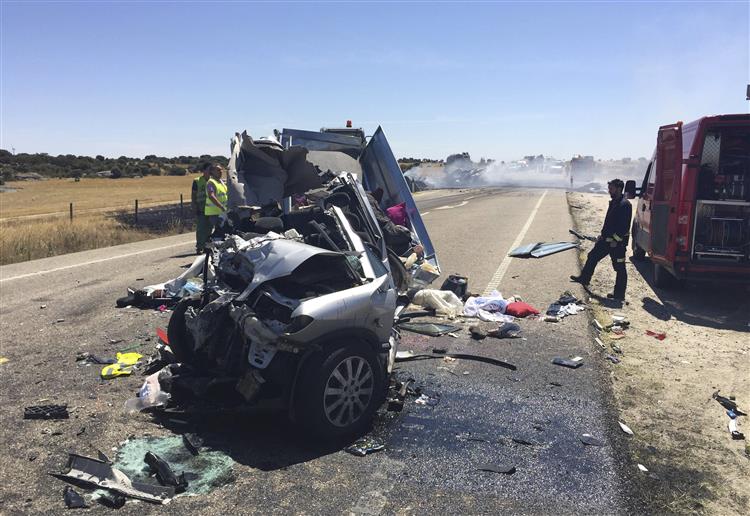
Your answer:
[505,301,539,318]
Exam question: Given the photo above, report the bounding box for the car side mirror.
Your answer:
[624,179,638,198]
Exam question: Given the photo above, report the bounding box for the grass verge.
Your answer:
[0,214,187,265]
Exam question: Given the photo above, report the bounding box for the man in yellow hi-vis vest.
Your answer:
[191,163,212,254]
[204,164,228,236]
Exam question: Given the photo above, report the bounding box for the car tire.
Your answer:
[653,263,673,288]
[631,223,646,260]
[166,296,201,364]
[294,341,385,440]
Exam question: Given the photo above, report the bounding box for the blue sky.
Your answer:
[1,1,748,161]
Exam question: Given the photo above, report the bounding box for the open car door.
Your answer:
[360,127,440,273]
[650,123,683,265]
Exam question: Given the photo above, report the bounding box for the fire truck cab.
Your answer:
[628,114,750,287]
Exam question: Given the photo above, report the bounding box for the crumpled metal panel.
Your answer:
[530,242,578,258]
[361,127,439,272]
[508,242,541,257]
[235,238,342,300]
[51,453,174,504]
[509,242,578,258]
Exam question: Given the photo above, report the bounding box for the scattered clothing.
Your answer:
[546,302,586,319]
[412,289,464,319]
[464,290,509,318]
[385,202,409,226]
[488,322,522,339]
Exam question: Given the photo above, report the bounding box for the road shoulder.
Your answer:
[568,191,750,515]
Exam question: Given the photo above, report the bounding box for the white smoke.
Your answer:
[405,156,647,192]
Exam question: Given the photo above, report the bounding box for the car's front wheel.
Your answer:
[294,341,385,440]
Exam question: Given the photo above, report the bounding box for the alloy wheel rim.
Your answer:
[323,356,374,427]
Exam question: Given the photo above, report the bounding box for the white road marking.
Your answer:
[482,190,548,295]
[421,211,430,216]
[0,240,192,283]
[434,200,469,210]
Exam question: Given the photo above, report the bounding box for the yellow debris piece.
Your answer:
[101,352,143,379]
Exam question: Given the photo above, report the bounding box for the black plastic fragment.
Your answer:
[24,404,69,420]
[580,433,604,446]
[713,392,747,415]
[552,357,583,369]
[63,486,87,508]
[76,352,116,365]
[345,437,385,457]
[96,450,112,464]
[469,325,487,340]
[116,293,136,308]
[397,310,434,321]
[397,322,460,337]
[476,463,516,474]
[182,433,203,456]
[97,491,126,509]
[144,452,188,493]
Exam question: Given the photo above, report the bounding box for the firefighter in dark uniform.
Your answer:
[570,178,632,300]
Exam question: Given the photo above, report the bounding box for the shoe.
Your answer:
[569,275,589,286]
[606,293,625,301]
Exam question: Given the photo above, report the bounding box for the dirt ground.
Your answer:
[568,192,750,514]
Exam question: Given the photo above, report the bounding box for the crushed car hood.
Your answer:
[231,236,346,300]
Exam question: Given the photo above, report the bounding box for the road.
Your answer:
[0,188,637,514]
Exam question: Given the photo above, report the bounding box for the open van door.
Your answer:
[360,127,439,272]
[650,123,683,265]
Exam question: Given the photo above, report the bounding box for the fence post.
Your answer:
[180,194,184,219]
[134,199,138,224]
[69,202,73,221]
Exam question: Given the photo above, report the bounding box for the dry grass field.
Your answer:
[0,215,181,265]
[0,176,197,265]
[0,176,195,219]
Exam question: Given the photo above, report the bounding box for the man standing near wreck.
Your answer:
[204,164,228,236]
[192,163,212,254]
[570,178,632,301]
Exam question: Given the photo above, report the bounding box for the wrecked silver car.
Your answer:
[163,125,439,438]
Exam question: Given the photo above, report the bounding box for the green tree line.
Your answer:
[0,149,229,183]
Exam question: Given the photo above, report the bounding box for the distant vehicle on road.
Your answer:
[628,114,750,286]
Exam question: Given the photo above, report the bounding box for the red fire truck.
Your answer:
[627,114,750,287]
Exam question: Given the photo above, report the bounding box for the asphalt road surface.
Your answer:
[0,188,639,514]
